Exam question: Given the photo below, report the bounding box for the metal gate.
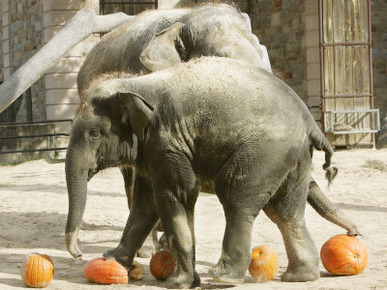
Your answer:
[319,0,379,147]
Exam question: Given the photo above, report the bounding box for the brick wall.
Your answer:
[0,2,2,81]
[8,0,45,122]
[249,0,307,101]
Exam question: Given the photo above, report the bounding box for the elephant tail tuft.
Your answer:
[324,166,338,184]
[309,127,338,185]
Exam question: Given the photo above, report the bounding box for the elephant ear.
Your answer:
[140,22,186,71]
[118,92,154,139]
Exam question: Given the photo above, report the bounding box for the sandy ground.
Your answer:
[0,148,386,289]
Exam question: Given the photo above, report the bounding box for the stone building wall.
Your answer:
[43,0,99,121]
[249,0,307,101]
[6,0,45,121]
[0,0,386,146]
[0,3,2,81]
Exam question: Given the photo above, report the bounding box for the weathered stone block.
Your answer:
[305,30,319,47]
[45,72,78,89]
[306,46,320,63]
[305,13,318,31]
[307,79,320,96]
[2,12,9,26]
[305,0,318,14]
[44,10,77,26]
[307,63,320,80]
[46,103,79,120]
[43,0,83,12]
[46,88,79,105]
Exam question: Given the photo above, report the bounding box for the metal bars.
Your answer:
[0,119,72,155]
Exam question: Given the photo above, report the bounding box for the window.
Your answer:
[100,0,158,16]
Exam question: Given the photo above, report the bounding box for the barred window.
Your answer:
[100,0,158,15]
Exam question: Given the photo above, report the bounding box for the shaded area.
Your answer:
[336,203,387,213]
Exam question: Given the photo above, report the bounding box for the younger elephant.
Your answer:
[65,57,338,288]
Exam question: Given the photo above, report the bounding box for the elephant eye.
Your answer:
[89,130,101,140]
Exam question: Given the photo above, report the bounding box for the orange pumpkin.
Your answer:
[320,234,368,275]
[83,257,128,284]
[248,245,278,282]
[149,250,176,280]
[21,253,54,288]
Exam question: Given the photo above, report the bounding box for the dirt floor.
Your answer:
[0,148,386,289]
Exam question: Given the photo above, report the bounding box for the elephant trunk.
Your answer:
[65,147,89,259]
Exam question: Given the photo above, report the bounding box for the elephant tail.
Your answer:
[309,128,338,184]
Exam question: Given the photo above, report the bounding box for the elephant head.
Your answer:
[65,80,154,258]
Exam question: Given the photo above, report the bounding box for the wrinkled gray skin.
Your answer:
[77,3,271,97]
[71,3,274,258]
[66,57,340,288]
[69,4,359,260]
[66,4,358,258]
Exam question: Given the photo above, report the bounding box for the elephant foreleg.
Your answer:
[308,178,360,236]
[119,165,159,257]
[104,174,159,267]
[152,155,201,289]
[208,210,257,284]
[119,165,135,209]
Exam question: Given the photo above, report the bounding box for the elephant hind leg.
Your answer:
[208,210,260,284]
[264,179,320,282]
[277,217,319,282]
[209,148,278,284]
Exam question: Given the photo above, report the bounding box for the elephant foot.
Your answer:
[167,271,200,289]
[281,265,319,282]
[103,245,132,268]
[208,263,244,285]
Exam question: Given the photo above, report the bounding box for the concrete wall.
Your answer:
[304,0,320,124]
[43,0,99,121]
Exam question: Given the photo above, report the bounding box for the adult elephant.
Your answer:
[76,3,272,96]
[64,3,359,259]
[65,57,340,288]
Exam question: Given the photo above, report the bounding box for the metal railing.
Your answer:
[0,119,72,155]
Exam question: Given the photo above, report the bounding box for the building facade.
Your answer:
[0,0,386,151]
